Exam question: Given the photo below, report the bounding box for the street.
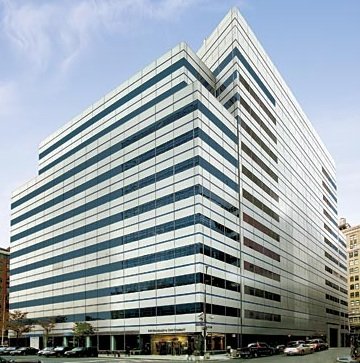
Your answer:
[0,348,353,363]
[230,348,352,363]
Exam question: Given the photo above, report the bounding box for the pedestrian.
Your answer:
[187,345,193,361]
[125,346,130,356]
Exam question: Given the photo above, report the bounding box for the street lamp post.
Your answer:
[203,265,208,357]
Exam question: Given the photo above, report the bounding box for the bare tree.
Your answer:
[7,310,33,345]
[38,319,56,347]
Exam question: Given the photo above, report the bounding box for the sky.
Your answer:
[0,0,359,248]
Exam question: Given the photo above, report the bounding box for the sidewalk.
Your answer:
[99,353,231,361]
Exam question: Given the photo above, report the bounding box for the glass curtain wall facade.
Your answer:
[10,8,347,352]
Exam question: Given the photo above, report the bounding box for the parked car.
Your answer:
[64,346,98,357]
[42,346,71,357]
[37,346,54,356]
[9,347,38,356]
[284,343,313,356]
[274,344,286,354]
[0,357,41,363]
[0,347,18,355]
[287,340,305,347]
[305,338,329,351]
[237,342,274,358]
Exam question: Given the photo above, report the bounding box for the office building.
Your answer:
[10,8,347,352]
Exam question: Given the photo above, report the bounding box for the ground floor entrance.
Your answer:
[26,330,348,353]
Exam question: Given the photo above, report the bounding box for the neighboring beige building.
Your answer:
[342,222,360,332]
[0,247,9,345]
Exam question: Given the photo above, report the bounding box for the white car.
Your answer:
[284,343,313,356]
[305,338,328,351]
[336,357,358,363]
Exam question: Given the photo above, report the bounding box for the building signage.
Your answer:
[141,327,190,334]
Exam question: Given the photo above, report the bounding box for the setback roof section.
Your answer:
[37,42,215,170]
[12,42,214,202]
[197,7,335,170]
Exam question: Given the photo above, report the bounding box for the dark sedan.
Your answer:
[64,347,98,357]
[9,347,38,356]
[237,342,274,358]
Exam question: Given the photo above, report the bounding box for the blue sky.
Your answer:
[0,0,359,248]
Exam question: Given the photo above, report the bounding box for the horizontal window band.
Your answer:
[326,308,341,316]
[11,184,240,266]
[12,127,238,229]
[244,309,281,322]
[12,182,238,242]
[224,93,240,110]
[325,265,347,284]
[322,166,337,191]
[242,165,279,202]
[238,100,277,143]
[39,82,187,175]
[322,181,337,203]
[242,188,279,222]
[239,72,276,124]
[12,100,237,210]
[324,237,338,253]
[241,142,278,182]
[10,237,240,292]
[13,303,241,324]
[243,212,280,242]
[324,222,338,240]
[325,251,347,272]
[244,260,280,282]
[323,208,337,228]
[244,285,281,302]
[323,195,337,215]
[325,279,347,296]
[213,47,275,106]
[338,238,346,249]
[11,205,239,261]
[243,236,280,262]
[197,102,238,144]
[39,57,214,160]
[239,119,277,163]
[216,70,238,97]
[10,271,240,309]
[219,101,278,155]
[216,71,276,125]
[13,157,197,227]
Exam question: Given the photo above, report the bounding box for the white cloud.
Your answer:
[1,0,56,71]
[1,0,195,72]
[0,81,16,118]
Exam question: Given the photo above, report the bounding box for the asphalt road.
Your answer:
[0,348,354,363]
[230,348,351,363]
